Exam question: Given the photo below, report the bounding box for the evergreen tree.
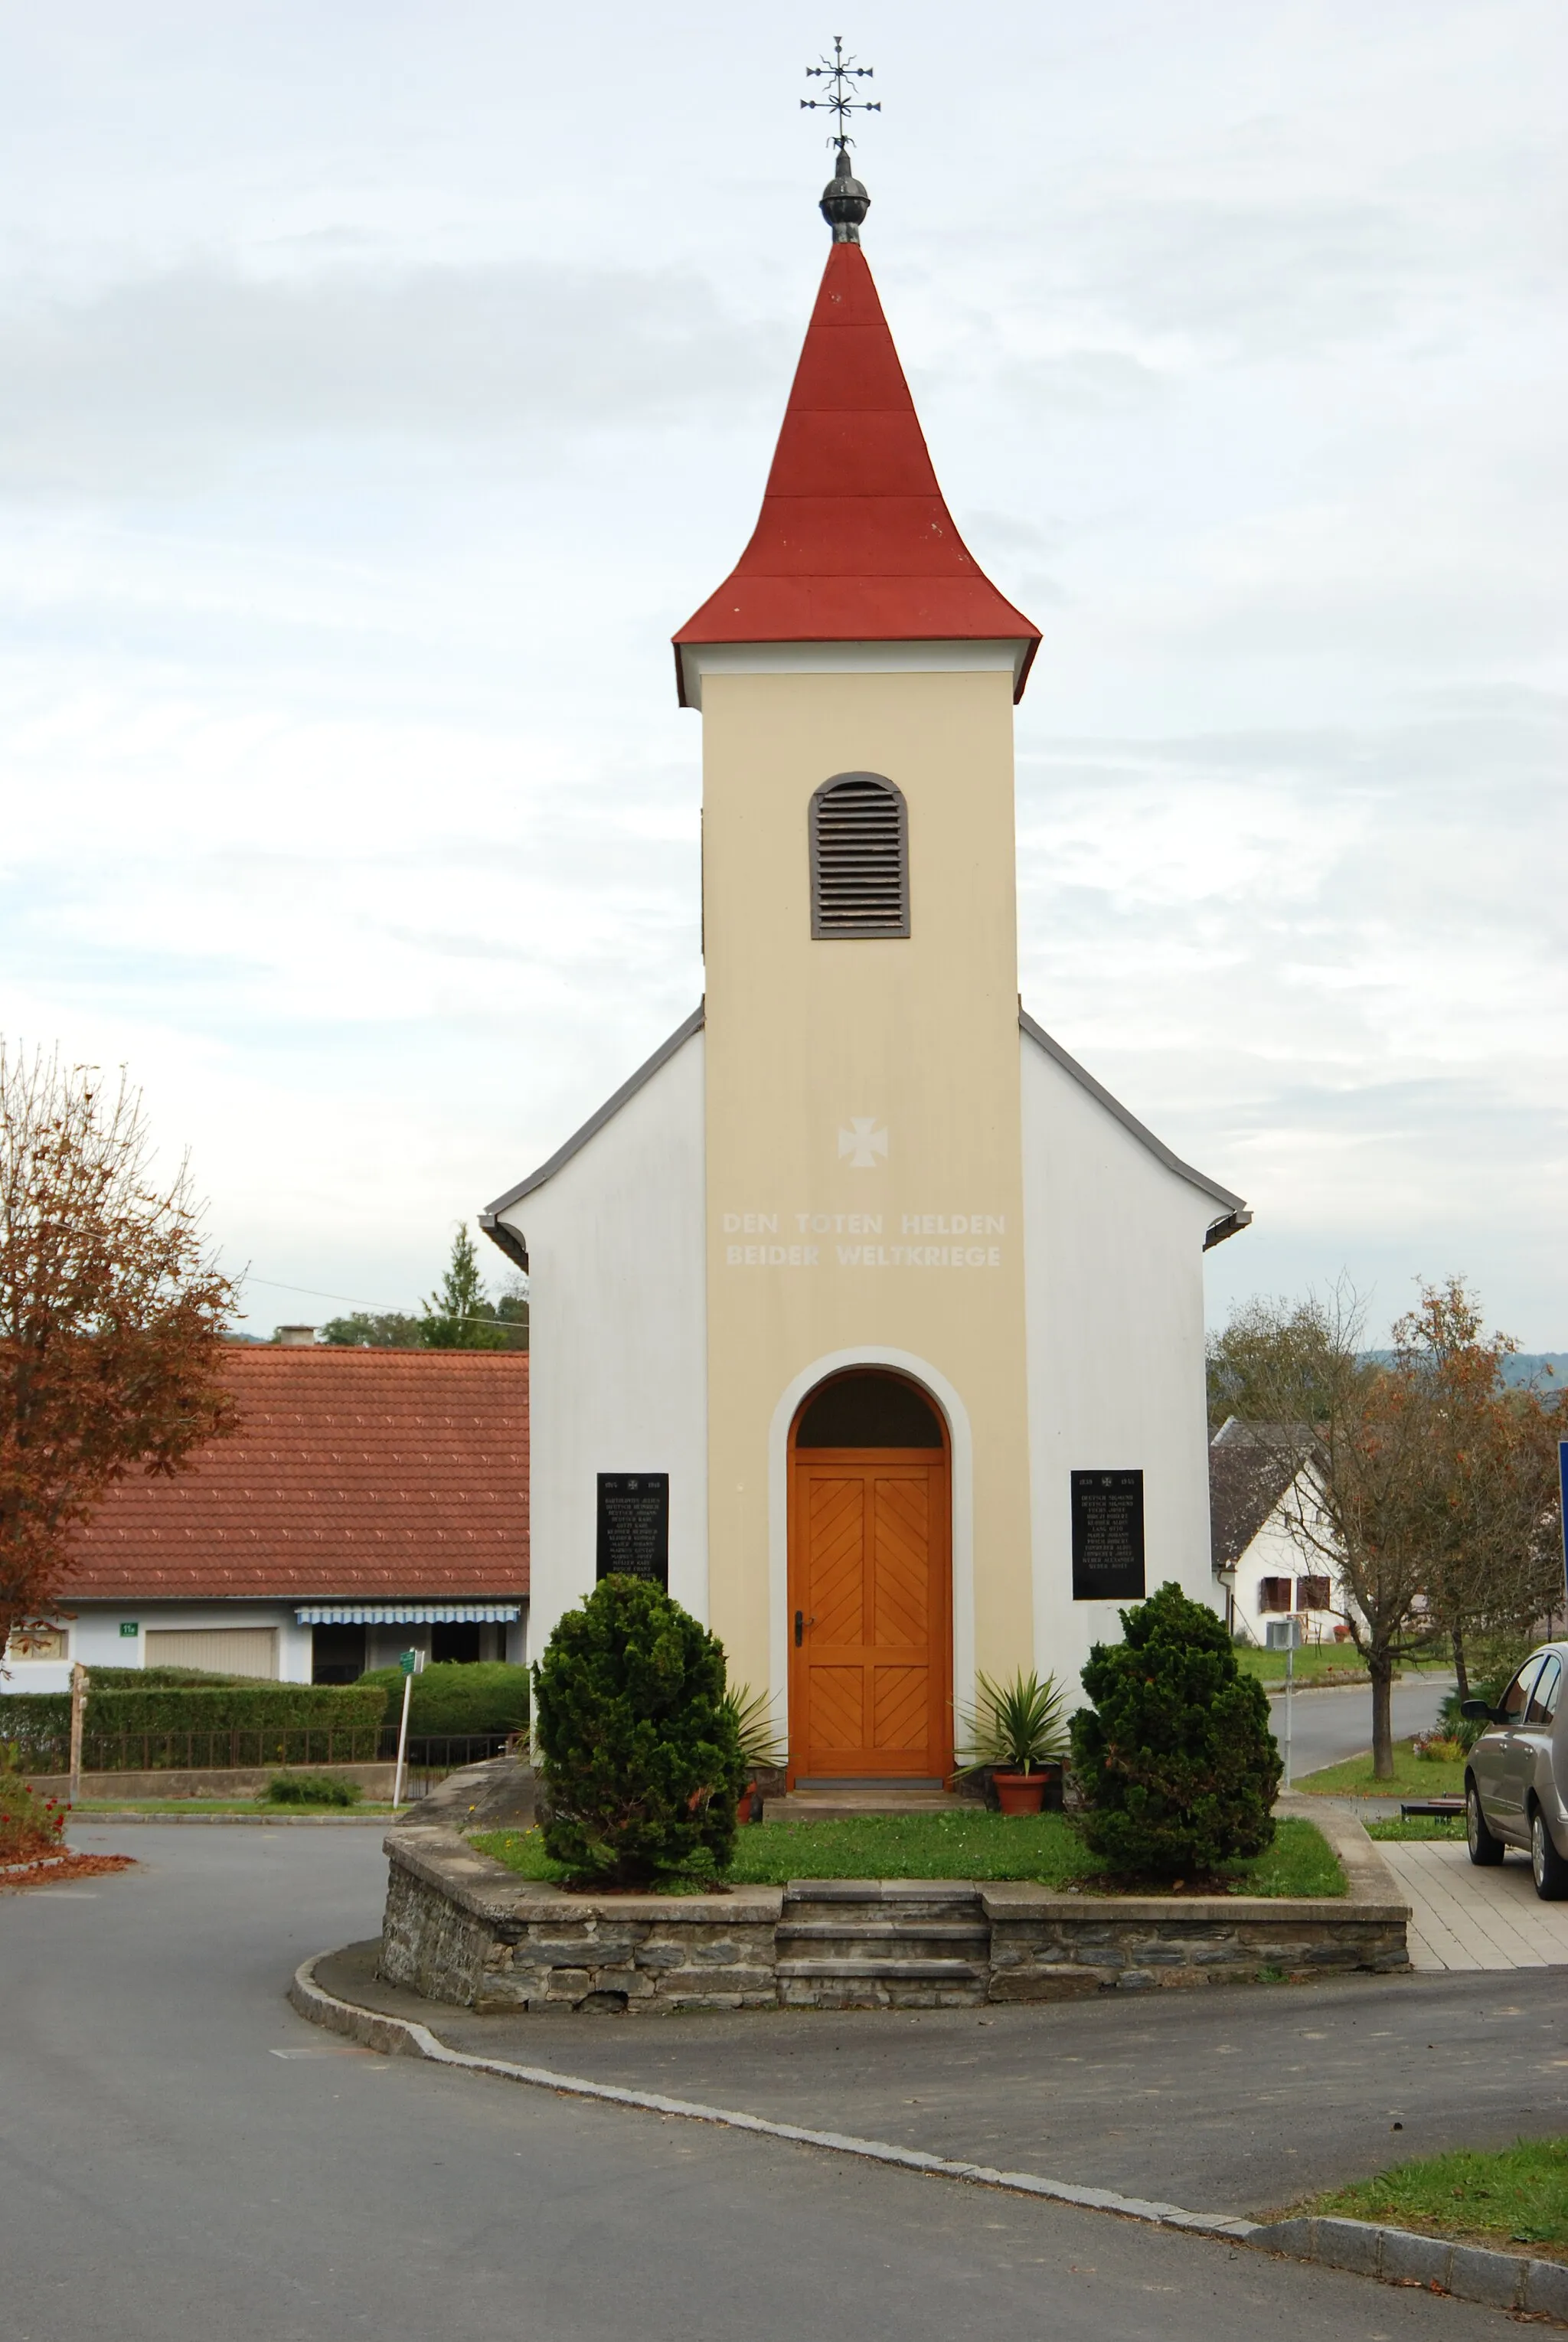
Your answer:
[532,1577,745,1886]
[1070,1580,1280,1880]
[420,1225,505,1351]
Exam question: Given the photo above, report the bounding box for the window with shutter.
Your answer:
[809,771,910,939]
[1259,1576,1292,1614]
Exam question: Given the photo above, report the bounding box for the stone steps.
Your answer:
[775,1879,990,2007]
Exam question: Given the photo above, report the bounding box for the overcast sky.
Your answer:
[2,1,1563,1344]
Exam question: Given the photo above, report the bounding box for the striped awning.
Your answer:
[294,1603,522,1625]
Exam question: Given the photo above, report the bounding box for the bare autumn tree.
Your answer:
[1393,1279,1566,1701]
[1221,1284,1437,1780]
[0,1047,237,1653]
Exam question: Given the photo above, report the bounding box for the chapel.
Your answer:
[481,147,1250,1788]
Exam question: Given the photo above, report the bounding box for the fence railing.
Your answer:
[16,1725,518,1777]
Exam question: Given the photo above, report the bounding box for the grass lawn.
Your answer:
[1308,2138,1568,2259]
[1365,1815,1465,1842]
[1294,1736,1467,1798]
[472,1812,1344,1897]
[1234,1649,1448,1686]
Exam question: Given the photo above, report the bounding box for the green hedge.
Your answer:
[358,1661,531,1739]
[3,1681,385,1770]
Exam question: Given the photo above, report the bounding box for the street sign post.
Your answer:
[392,1647,424,1812]
[1266,1615,1303,1789]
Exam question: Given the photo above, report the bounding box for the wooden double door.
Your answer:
[788,1447,952,1783]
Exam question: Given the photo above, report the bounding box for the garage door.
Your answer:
[143,1628,278,1679]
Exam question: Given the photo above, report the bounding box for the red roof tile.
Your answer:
[60,1348,528,1603]
[673,240,1040,701]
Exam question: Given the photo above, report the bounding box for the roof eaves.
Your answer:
[1018,1007,1250,1226]
[479,1003,706,1233]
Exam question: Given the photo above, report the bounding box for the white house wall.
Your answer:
[1021,1031,1221,1698]
[2,1603,313,1693]
[1227,1500,1347,1649]
[498,1027,707,1661]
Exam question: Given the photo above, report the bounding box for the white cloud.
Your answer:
[2,0,1566,1343]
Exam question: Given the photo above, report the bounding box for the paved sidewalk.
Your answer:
[1377,1837,1568,1971]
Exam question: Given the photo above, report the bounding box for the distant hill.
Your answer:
[1361,1351,1568,1387]
[1501,1354,1568,1388]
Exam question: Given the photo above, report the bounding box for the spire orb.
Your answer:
[820,149,871,243]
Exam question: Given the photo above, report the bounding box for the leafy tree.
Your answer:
[0,1047,236,1650]
[491,1276,529,1353]
[1384,1279,1565,1701]
[421,1225,506,1351]
[1221,1284,1432,1779]
[1207,1292,1355,1432]
[319,1310,424,1348]
[1070,1580,1280,1880]
[1224,1279,1568,1778]
[532,1577,745,1886]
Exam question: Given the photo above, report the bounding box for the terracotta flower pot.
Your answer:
[736,1783,757,1826]
[991,1770,1047,1816]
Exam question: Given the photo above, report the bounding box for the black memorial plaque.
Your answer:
[596,1473,670,1589]
[1070,1468,1145,1602]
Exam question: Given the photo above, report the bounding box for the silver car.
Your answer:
[1464,1642,1568,1899]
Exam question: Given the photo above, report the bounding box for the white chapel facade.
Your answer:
[482,156,1250,1786]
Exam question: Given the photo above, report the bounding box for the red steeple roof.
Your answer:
[674,240,1040,704]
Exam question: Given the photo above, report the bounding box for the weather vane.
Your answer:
[802,35,880,152]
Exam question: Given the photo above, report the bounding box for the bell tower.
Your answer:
[674,130,1044,1767]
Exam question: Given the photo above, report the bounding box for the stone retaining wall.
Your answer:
[377,1775,1409,2014]
[30,1761,400,1801]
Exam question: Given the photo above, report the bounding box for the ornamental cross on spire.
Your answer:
[802,34,880,151]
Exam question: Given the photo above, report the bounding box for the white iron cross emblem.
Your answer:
[838,1117,889,1171]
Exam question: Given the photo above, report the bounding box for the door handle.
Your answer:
[795,1610,815,1647]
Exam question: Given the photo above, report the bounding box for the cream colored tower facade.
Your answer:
[697,662,1031,1725]
[483,198,1250,1773]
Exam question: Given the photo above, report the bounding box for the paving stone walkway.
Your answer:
[1377,1837,1568,1970]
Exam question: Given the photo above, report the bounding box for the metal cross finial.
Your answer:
[802,34,880,152]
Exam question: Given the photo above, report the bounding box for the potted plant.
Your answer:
[721,1684,786,1824]
[956,1669,1067,1814]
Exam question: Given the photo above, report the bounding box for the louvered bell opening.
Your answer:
[810,774,910,939]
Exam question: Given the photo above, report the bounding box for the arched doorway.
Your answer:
[787,1370,952,1785]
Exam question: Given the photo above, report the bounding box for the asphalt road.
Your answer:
[367,1950,1568,2215]
[0,1827,1537,2342]
[0,1825,1530,2342]
[1269,1673,1453,1779]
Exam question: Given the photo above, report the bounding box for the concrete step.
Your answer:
[775,1958,986,1981]
[776,1920,988,1945]
[763,1792,968,1821]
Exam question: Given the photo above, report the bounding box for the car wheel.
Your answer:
[1530,1808,1568,1901]
[1467,1779,1505,1866]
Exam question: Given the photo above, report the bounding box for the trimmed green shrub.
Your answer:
[1070,1579,1282,1880]
[532,1577,746,1886]
[2,1681,385,1770]
[80,1667,253,1689]
[262,1771,363,1808]
[358,1660,531,1741]
[1,1774,67,1862]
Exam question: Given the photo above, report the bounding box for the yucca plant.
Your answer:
[956,1668,1067,1775]
[721,1684,786,1774]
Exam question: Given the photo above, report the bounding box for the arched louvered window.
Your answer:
[808,771,910,939]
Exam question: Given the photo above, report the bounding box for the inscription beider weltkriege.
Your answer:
[721,1210,1005,1268]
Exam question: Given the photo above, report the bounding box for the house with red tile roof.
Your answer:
[2,1345,528,1694]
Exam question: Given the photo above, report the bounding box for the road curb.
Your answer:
[289,1945,1568,2321]
[71,1811,394,1826]
[1250,2214,1568,2319]
[287,1948,1258,2240]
